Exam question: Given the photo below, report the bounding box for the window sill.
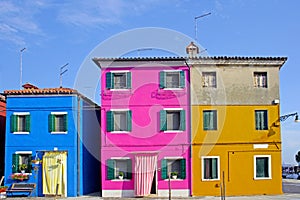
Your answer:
[111,179,131,181]
[162,88,185,90]
[13,173,32,175]
[109,131,130,134]
[254,177,272,180]
[13,132,30,134]
[51,132,67,134]
[164,179,184,181]
[163,130,184,133]
[109,89,131,91]
[202,179,220,181]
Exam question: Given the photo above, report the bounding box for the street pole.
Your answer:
[194,12,211,42]
[20,47,26,89]
[168,172,171,200]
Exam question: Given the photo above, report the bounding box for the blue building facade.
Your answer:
[4,84,100,197]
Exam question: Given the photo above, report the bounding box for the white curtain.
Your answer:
[134,154,157,196]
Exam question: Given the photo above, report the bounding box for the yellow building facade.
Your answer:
[188,55,287,196]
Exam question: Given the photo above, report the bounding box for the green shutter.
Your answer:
[25,115,30,132]
[255,111,261,130]
[12,154,19,173]
[127,110,132,132]
[203,111,209,130]
[126,72,131,89]
[180,159,186,179]
[160,110,167,131]
[126,159,132,179]
[263,111,268,130]
[179,71,185,88]
[180,110,186,131]
[27,155,32,173]
[10,115,17,132]
[107,159,115,180]
[106,72,113,89]
[159,71,165,89]
[63,114,68,132]
[211,158,217,179]
[212,111,217,130]
[106,111,114,132]
[161,159,167,179]
[48,114,55,132]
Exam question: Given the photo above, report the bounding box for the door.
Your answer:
[42,152,67,197]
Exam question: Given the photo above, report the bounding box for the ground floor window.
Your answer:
[161,158,186,179]
[106,158,132,180]
[12,152,32,173]
[254,155,271,179]
[201,156,220,180]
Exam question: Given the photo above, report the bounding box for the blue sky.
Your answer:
[0,0,299,164]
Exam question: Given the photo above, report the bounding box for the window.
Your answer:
[48,112,68,133]
[106,72,131,89]
[159,70,185,89]
[160,109,186,131]
[106,110,132,132]
[161,158,186,179]
[10,113,30,133]
[202,72,216,88]
[254,155,271,179]
[202,156,220,180]
[203,110,217,130]
[254,72,267,88]
[255,110,268,130]
[106,158,132,180]
[12,152,32,173]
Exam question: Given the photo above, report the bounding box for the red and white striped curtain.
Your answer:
[134,154,157,196]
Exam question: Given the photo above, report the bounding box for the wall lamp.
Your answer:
[280,112,300,123]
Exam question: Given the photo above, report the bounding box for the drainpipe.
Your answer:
[77,96,81,196]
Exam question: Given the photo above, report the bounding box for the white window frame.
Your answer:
[163,70,183,90]
[163,108,184,133]
[12,112,30,134]
[50,112,68,134]
[110,71,131,91]
[201,156,220,181]
[111,157,131,181]
[163,156,184,181]
[254,155,272,180]
[14,151,33,175]
[110,109,130,133]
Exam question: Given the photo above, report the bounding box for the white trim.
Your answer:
[13,112,30,115]
[110,89,131,91]
[15,151,32,154]
[158,189,189,197]
[110,157,130,160]
[50,112,67,115]
[102,190,134,197]
[163,70,182,72]
[163,108,183,111]
[109,109,130,112]
[254,155,272,180]
[163,130,183,133]
[164,156,184,160]
[51,131,67,134]
[110,131,130,134]
[110,70,130,73]
[201,156,220,181]
[13,132,30,135]
[253,144,269,149]
[163,88,184,90]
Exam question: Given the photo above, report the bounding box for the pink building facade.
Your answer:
[93,58,191,197]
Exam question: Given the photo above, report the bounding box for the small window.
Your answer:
[160,109,186,131]
[203,110,217,130]
[106,158,132,180]
[254,155,271,179]
[202,72,216,88]
[255,110,268,130]
[106,110,132,132]
[161,158,186,180]
[202,156,219,180]
[254,72,267,88]
[10,113,30,133]
[49,113,68,133]
[159,71,185,89]
[12,153,32,173]
[106,72,131,89]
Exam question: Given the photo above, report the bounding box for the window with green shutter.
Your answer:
[12,153,32,173]
[159,70,185,89]
[48,112,68,133]
[107,158,132,180]
[255,110,268,130]
[203,110,217,130]
[160,109,185,131]
[162,158,186,180]
[10,113,30,133]
[202,156,219,180]
[106,72,132,89]
[107,110,132,132]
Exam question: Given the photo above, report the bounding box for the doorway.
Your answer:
[150,170,157,195]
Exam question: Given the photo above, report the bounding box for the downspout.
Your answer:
[77,96,81,196]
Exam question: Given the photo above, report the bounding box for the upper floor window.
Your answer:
[161,158,186,180]
[12,152,32,174]
[159,70,185,89]
[106,158,132,180]
[203,110,217,130]
[48,112,68,133]
[160,109,186,131]
[254,155,271,179]
[202,156,220,181]
[106,110,132,132]
[106,71,131,89]
[202,72,216,88]
[10,113,30,133]
[255,110,268,130]
[254,72,267,88]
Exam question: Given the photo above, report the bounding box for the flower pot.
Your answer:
[172,175,177,179]
[118,176,123,180]
[21,170,25,173]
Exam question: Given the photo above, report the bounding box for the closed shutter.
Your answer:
[160,110,167,131]
[63,114,68,132]
[126,159,132,179]
[203,111,210,130]
[127,110,132,132]
[179,71,185,88]
[12,154,19,173]
[211,158,217,179]
[180,159,186,179]
[10,115,17,132]
[126,72,131,89]
[159,71,165,89]
[27,155,32,173]
[48,114,55,132]
[106,111,114,132]
[25,115,30,132]
[180,110,186,131]
[161,159,167,179]
[106,72,113,89]
[107,159,116,180]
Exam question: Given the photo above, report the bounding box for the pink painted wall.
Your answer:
[100,65,191,194]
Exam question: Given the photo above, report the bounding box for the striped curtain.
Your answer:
[134,154,157,197]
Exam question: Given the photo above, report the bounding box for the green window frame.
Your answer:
[160,109,186,131]
[202,156,219,180]
[159,70,185,89]
[48,112,68,133]
[254,155,271,179]
[255,110,268,130]
[106,110,132,132]
[10,113,30,133]
[203,110,217,130]
[12,153,32,173]
[106,158,132,180]
[106,72,131,89]
[161,158,186,180]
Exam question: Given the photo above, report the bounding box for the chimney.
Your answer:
[186,42,199,58]
[22,83,39,90]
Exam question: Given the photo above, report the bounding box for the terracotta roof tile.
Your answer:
[4,87,78,95]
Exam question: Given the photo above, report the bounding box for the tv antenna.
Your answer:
[59,63,68,88]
